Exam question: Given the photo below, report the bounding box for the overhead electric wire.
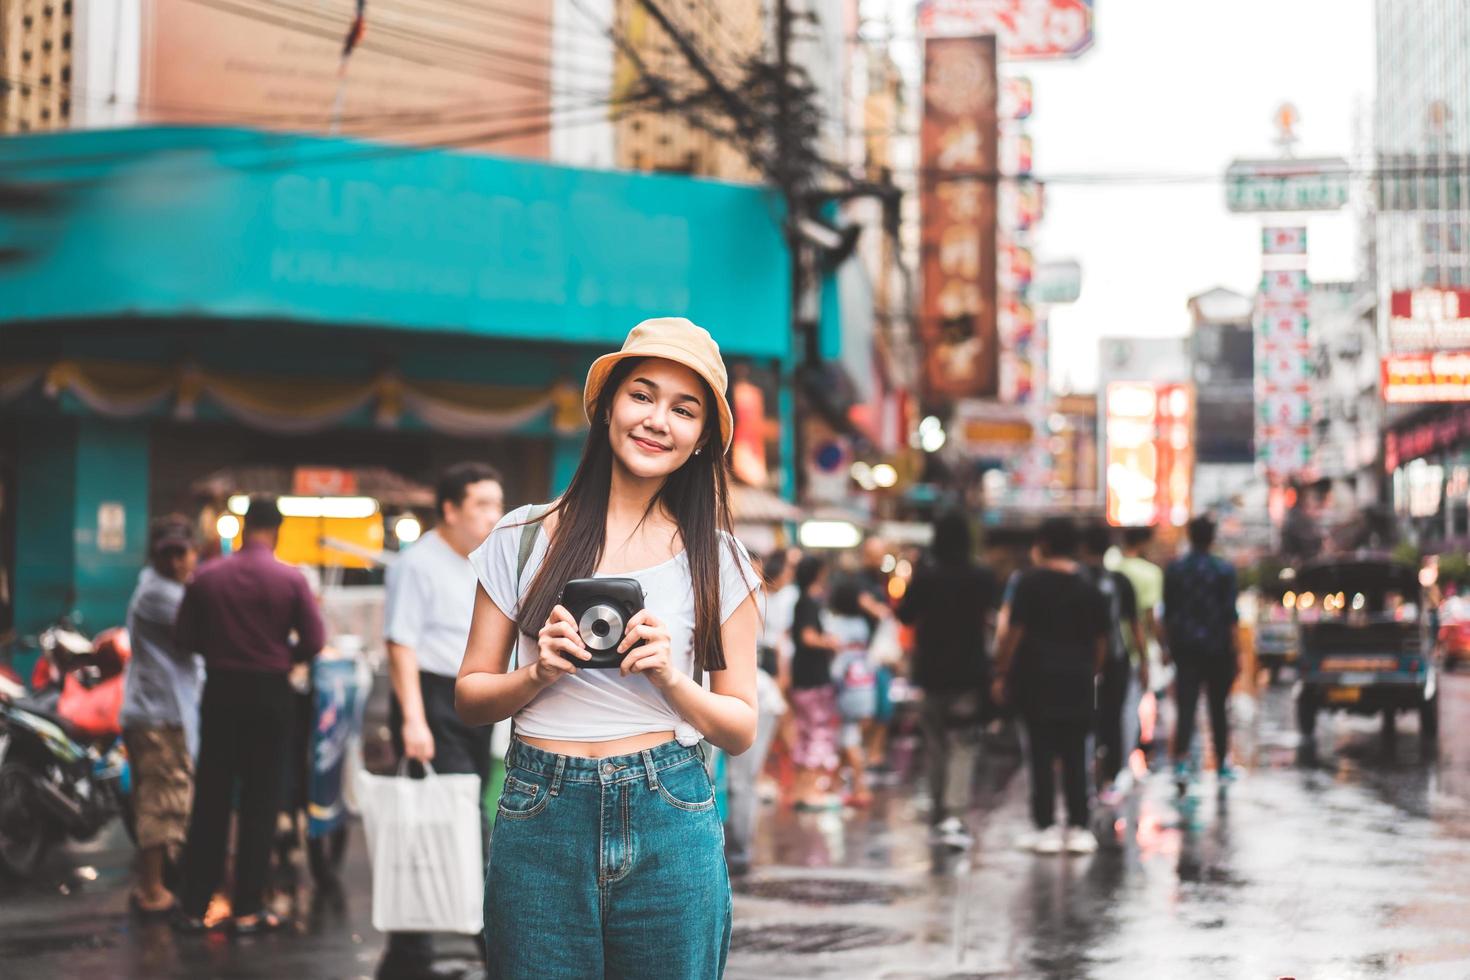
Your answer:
[179,0,589,96]
[241,0,617,85]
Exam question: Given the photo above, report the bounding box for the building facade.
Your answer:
[1375,0,1470,550]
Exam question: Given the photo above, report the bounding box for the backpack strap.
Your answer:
[509,504,550,671]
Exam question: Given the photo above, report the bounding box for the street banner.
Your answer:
[1001,76,1034,120]
[1388,287,1470,352]
[1255,260,1313,479]
[918,0,1095,60]
[920,35,1000,400]
[1000,180,1044,231]
[1262,227,1308,255]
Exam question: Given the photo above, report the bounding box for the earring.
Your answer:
[695,448,702,456]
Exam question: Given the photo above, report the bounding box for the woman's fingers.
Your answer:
[617,620,668,654]
[547,636,591,662]
[620,642,669,676]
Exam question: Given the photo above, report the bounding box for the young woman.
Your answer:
[787,555,842,811]
[456,318,761,979]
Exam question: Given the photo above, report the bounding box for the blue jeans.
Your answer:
[486,738,732,979]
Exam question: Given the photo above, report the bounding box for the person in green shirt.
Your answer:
[1116,526,1163,677]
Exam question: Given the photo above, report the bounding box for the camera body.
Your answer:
[559,577,645,669]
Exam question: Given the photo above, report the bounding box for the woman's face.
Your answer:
[607,357,711,480]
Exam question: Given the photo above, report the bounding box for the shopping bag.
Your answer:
[357,764,484,934]
[869,617,904,667]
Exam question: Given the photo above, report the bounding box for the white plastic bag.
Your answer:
[357,764,484,934]
[869,616,904,667]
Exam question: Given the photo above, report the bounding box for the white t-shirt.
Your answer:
[761,582,799,663]
[385,529,477,678]
[469,504,761,746]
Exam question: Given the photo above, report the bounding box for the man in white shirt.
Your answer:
[380,462,504,980]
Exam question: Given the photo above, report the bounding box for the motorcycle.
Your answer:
[0,623,134,878]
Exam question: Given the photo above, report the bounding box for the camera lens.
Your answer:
[578,603,624,651]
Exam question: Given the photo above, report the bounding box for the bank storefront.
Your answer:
[0,127,792,636]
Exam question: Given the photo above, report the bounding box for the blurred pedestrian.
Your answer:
[120,517,200,918]
[724,550,790,876]
[172,495,325,934]
[789,555,842,811]
[828,580,875,807]
[897,511,998,844]
[1116,526,1164,757]
[379,462,504,979]
[1079,524,1145,804]
[1162,515,1241,784]
[846,538,896,769]
[992,518,1107,856]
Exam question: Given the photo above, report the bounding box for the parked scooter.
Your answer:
[0,622,134,878]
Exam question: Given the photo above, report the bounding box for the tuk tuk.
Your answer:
[1292,554,1439,745]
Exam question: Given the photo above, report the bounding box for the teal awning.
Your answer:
[0,127,792,360]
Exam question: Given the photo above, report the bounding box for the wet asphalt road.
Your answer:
[4,673,1470,979]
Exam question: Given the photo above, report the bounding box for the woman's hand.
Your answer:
[533,604,590,685]
[989,675,1008,708]
[618,609,677,689]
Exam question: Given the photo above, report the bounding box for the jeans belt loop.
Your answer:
[640,748,658,790]
[550,755,566,796]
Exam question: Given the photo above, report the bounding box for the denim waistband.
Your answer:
[507,736,703,786]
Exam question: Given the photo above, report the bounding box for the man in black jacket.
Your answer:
[897,512,998,845]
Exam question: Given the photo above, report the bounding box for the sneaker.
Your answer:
[1064,827,1098,855]
[1032,825,1065,855]
[1217,764,1238,784]
[1014,828,1042,851]
[935,816,964,837]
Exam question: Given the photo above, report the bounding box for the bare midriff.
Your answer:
[520,730,677,759]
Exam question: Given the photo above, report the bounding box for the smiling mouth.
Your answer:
[631,435,671,452]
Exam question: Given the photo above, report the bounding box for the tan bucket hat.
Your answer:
[583,317,733,452]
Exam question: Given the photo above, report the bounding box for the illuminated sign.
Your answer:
[1388,288,1470,352]
[1106,382,1193,527]
[1383,352,1470,403]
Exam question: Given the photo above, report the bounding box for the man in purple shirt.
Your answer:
[173,495,325,934]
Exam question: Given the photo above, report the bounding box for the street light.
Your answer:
[798,520,863,550]
[216,513,241,540]
[871,463,898,488]
[394,515,423,544]
[919,415,946,453]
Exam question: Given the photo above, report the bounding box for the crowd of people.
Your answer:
[724,510,1243,862]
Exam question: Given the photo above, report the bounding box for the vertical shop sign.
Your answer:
[920,35,999,401]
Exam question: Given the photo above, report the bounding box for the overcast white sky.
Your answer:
[889,0,1377,393]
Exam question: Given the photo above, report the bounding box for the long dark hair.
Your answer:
[515,357,744,672]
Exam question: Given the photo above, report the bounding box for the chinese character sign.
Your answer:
[920,35,999,400]
[1255,268,1314,478]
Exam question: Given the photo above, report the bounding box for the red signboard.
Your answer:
[292,467,357,496]
[919,0,1095,60]
[1382,352,1470,404]
[1388,288,1470,351]
[920,35,1000,401]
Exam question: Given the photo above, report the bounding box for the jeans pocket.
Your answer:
[655,757,716,812]
[498,772,551,820]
